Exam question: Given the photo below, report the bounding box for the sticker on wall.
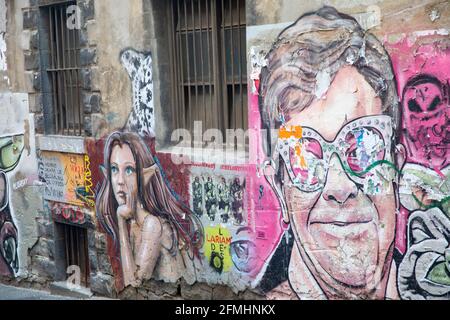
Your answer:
[204,226,232,274]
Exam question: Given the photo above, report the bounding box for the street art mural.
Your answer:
[0,169,19,277]
[87,46,259,293]
[86,6,449,299]
[252,7,401,300]
[0,134,25,277]
[386,33,450,300]
[248,6,450,300]
[0,92,37,278]
[95,131,203,290]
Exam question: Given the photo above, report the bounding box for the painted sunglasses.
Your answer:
[275,115,394,192]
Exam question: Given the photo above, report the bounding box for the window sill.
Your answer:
[37,134,86,154]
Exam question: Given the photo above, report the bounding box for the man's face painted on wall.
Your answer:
[279,66,399,296]
[110,144,138,208]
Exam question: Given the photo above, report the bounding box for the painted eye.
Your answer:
[345,127,385,174]
[111,165,118,174]
[288,138,323,186]
[230,240,256,273]
[125,166,136,176]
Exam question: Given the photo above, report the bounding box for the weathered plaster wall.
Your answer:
[89,0,145,138]
[0,0,41,283]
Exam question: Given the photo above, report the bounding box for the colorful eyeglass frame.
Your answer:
[275,115,394,192]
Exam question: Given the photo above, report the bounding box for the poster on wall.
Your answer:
[41,151,86,206]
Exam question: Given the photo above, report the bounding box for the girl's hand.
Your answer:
[117,185,137,221]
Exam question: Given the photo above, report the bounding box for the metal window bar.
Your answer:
[47,3,83,136]
[169,0,247,142]
[62,223,89,287]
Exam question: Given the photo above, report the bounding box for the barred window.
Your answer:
[168,0,248,138]
[44,2,83,136]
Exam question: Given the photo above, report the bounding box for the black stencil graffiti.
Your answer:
[192,176,203,217]
[218,177,230,223]
[230,178,245,225]
[204,177,218,221]
[191,175,246,225]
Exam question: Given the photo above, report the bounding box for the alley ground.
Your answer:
[0,284,80,300]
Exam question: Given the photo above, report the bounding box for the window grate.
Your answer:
[46,2,83,136]
[61,223,89,287]
[168,0,248,138]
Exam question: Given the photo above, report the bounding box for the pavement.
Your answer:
[0,284,81,300]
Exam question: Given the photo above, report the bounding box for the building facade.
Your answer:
[0,0,449,299]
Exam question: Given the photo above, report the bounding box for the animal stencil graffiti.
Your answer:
[120,49,155,138]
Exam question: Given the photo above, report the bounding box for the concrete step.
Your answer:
[49,281,93,299]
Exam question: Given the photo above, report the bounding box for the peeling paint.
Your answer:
[0,33,6,71]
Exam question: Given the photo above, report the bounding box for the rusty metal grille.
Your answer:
[61,223,89,287]
[46,2,83,136]
[168,0,248,138]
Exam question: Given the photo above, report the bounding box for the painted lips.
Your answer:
[310,219,372,227]
[309,216,374,239]
[116,191,127,202]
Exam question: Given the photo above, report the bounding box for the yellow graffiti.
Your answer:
[59,153,84,205]
[83,155,95,208]
[204,226,232,273]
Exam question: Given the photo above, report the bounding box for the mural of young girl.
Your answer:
[96,131,203,290]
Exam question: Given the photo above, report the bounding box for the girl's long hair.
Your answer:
[96,131,203,279]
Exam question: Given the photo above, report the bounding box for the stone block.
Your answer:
[80,48,97,66]
[118,286,137,300]
[24,52,39,71]
[29,93,43,113]
[212,285,239,300]
[90,272,115,298]
[142,279,179,297]
[88,251,98,274]
[97,251,112,275]
[180,281,213,300]
[33,72,41,91]
[30,30,39,50]
[31,255,56,280]
[30,238,55,260]
[23,9,38,30]
[80,68,91,90]
[95,231,107,252]
[80,0,95,21]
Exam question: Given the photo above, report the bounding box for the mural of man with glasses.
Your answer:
[258,7,406,299]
